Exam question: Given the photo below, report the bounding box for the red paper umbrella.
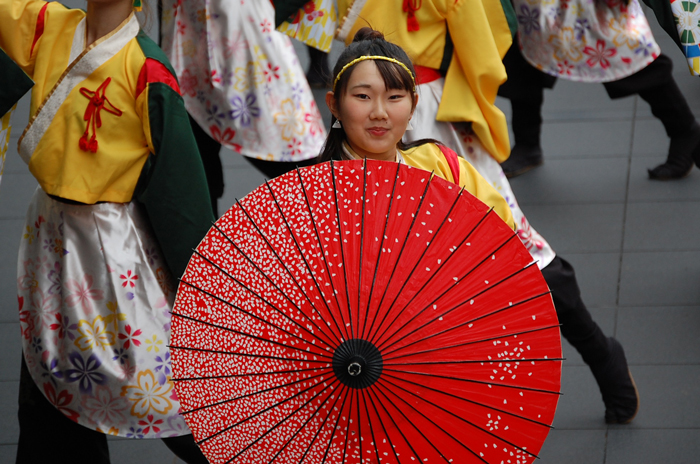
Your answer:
[171,159,562,464]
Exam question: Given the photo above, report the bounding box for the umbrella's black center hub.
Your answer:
[332,339,382,389]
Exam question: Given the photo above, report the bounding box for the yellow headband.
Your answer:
[332,55,416,93]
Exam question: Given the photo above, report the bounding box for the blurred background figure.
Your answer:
[499,0,700,181]
[160,0,326,216]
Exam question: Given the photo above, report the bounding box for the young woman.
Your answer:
[322,8,638,425]
[0,0,211,462]
[319,28,515,230]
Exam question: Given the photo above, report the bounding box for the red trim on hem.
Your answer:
[136,58,181,98]
[31,3,49,56]
[414,65,442,85]
[438,144,461,185]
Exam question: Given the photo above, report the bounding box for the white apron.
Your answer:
[406,79,557,269]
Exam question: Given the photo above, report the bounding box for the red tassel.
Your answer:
[403,0,422,32]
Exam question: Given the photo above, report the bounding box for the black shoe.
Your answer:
[648,123,700,180]
[590,337,639,424]
[500,144,543,178]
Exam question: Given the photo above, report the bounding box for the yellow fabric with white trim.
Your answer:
[0,1,155,204]
[0,105,13,183]
[337,0,513,162]
[401,143,515,228]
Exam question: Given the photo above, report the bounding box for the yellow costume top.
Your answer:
[1,0,182,204]
[342,141,515,229]
[334,0,516,162]
[1,0,213,277]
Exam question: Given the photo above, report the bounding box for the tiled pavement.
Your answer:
[1,6,699,463]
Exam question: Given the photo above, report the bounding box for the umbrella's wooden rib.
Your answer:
[353,159,368,342]
[171,365,323,382]
[364,387,403,463]
[360,387,383,464]
[266,380,344,464]
[295,166,353,343]
[230,200,344,346]
[368,204,495,349]
[364,178,465,347]
[371,380,467,464]
[223,379,342,464]
[297,383,348,464]
[383,290,552,359]
[169,345,330,365]
[329,161,357,344]
[170,310,333,360]
[320,383,352,464]
[192,371,332,443]
[382,363,562,395]
[360,161,402,342]
[363,171,435,344]
[375,221,519,353]
[264,177,348,348]
[386,356,565,366]
[384,324,563,363]
[377,376,540,461]
[340,380,354,464]
[381,370,556,429]
[179,276,334,354]
[209,223,340,347]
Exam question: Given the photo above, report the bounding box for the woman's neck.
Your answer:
[85,2,133,46]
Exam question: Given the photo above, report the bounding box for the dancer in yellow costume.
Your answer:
[1,1,211,462]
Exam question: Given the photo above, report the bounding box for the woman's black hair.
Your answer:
[318,27,440,162]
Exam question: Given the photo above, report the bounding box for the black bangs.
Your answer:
[374,59,414,92]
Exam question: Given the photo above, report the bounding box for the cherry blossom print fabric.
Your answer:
[406,79,556,269]
[18,188,189,438]
[161,0,326,161]
[513,0,661,82]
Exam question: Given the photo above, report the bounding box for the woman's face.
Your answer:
[327,60,416,162]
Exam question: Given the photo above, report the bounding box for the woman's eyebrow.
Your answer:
[349,83,373,90]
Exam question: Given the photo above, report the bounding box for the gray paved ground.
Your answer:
[1,6,699,463]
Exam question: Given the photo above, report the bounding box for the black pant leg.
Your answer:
[16,356,111,464]
[161,434,209,464]
[540,256,610,366]
[243,156,318,179]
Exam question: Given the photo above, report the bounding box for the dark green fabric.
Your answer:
[0,48,34,116]
[273,0,310,27]
[501,0,518,38]
[640,0,682,49]
[135,83,214,279]
[135,30,178,79]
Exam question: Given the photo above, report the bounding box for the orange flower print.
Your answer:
[120,370,173,418]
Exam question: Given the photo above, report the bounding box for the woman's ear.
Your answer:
[326,91,339,120]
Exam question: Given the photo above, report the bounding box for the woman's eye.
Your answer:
[354,94,369,99]
[389,94,406,100]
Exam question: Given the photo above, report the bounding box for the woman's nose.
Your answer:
[370,100,388,119]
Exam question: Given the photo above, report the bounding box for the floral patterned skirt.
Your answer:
[18,188,190,438]
[514,0,660,82]
[406,79,556,269]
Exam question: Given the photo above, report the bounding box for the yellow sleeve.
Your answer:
[0,0,48,77]
[440,0,512,162]
[0,107,13,185]
[457,157,515,229]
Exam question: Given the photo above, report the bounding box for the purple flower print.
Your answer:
[47,262,62,295]
[40,357,64,386]
[229,94,260,126]
[65,352,106,394]
[574,19,590,41]
[154,352,172,385]
[112,348,128,365]
[127,427,144,439]
[517,5,540,35]
[205,100,227,128]
[31,336,42,353]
